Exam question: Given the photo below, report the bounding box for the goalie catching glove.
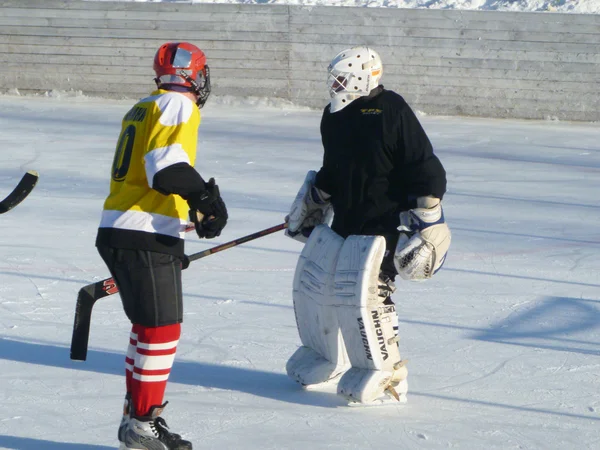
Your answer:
[285,171,333,243]
[187,178,228,239]
[394,196,451,280]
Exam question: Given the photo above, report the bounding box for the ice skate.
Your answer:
[120,402,192,450]
[118,393,131,446]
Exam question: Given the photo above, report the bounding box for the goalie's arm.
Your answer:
[395,101,447,202]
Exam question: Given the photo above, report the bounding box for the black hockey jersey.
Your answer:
[315,86,446,238]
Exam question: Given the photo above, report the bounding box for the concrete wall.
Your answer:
[0,0,598,121]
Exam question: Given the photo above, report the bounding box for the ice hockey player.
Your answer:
[95,42,228,449]
[285,46,450,405]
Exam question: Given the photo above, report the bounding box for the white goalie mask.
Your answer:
[326,47,383,113]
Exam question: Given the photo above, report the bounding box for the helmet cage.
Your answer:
[326,68,374,99]
[326,69,350,95]
[326,47,383,113]
[181,65,211,108]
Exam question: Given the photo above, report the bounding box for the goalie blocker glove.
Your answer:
[394,196,451,280]
[187,178,228,239]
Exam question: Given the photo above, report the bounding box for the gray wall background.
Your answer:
[1,0,599,121]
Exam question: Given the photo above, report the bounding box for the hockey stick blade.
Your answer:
[70,226,194,361]
[70,222,287,361]
[70,277,118,361]
[0,171,39,214]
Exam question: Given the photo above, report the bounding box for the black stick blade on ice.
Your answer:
[0,171,39,214]
[70,277,119,361]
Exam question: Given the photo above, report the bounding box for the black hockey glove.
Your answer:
[187,178,228,239]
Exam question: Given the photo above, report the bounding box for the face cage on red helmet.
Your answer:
[180,65,211,108]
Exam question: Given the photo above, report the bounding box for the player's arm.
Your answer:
[285,111,334,242]
[152,162,206,197]
[144,102,227,239]
[313,113,337,197]
[395,102,446,201]
[393,102,450,280]
[152,163,227,240]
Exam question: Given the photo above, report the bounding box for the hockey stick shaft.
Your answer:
[187,222,287,263]
[0,171,39,214]
[70,222,288,361]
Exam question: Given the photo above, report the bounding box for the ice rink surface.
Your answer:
[0,94,598,449]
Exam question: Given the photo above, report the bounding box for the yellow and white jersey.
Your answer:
[96,89,200,256]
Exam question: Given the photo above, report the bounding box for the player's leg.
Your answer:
[334,235,407,404]
[378,232,409,399]
[97,246,137,443]
[286,225,351,387]
[104,248,190,449]
[117,324,138,443]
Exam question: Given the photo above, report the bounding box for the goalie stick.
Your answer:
[70,222,288,361]
[0,171,39,214]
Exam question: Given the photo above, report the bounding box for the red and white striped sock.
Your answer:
[124,324,139,394]
[131,323,181,417]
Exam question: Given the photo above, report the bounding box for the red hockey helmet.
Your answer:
[153,42,211,107]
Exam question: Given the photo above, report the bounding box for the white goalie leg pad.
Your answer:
[286,225,351,387]
[286,346,346,389]
[332,235,407,404]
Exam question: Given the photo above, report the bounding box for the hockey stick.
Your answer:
[0,171,39,214]
[70,222,288,361]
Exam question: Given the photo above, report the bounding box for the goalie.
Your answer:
[285,47,450,405]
